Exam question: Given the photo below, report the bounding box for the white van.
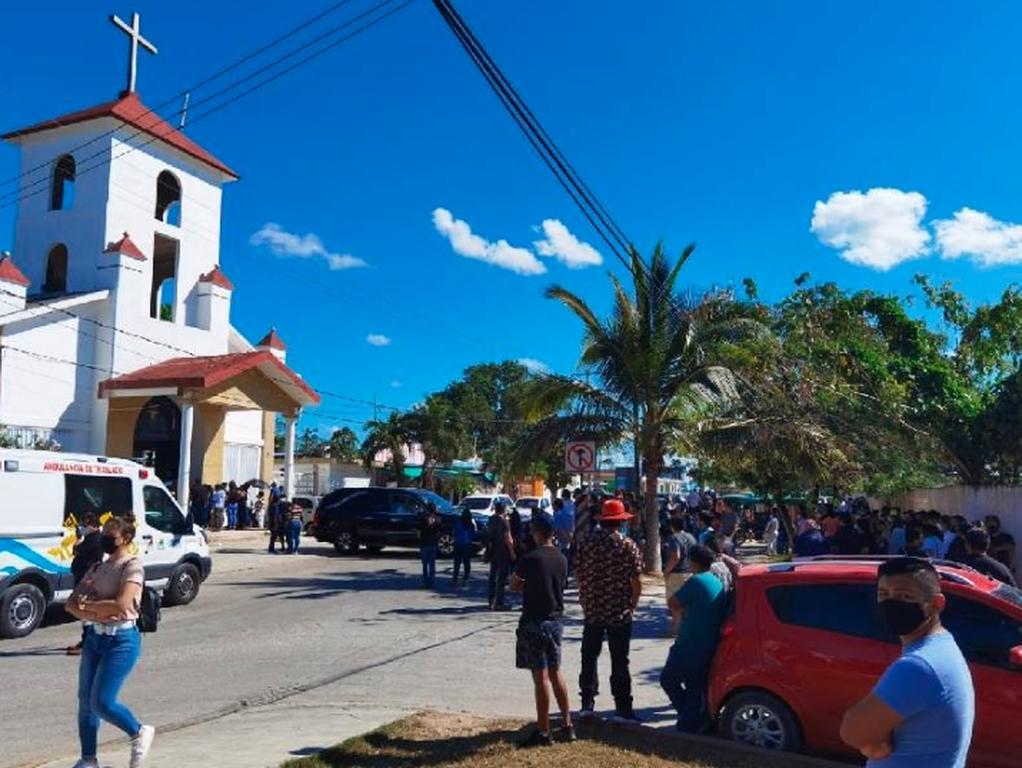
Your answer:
[0,449,212,638]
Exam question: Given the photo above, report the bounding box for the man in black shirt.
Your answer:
[964,528,1016,586]
[419,504,441,588]
[511,512,574,748]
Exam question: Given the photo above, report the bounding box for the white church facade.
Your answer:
[0,14,318,507]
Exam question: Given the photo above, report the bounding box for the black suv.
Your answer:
[310,487,481,557]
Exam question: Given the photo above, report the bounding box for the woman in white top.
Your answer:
[65,514,155,768]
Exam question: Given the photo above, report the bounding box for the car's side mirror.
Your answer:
[1010,645,1022,670]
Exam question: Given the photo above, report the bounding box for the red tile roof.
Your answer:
[199,265,233,291]
[257,327,287,351]
[0,254,30,287]
[103,232,146,261]
[2,93,238,179]
[98,350,319,405]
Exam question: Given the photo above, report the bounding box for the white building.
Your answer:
[0,19,318,506]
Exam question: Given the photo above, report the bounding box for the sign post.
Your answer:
[565,440,596,475]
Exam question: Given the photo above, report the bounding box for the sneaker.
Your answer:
[555,724,577,743]
[613,709,643,725]
[517,730,553,749]
[129,724,155,767]
[578,698,596,719]
[72,760,98,768]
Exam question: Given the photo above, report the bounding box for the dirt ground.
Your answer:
[281,711,823,768]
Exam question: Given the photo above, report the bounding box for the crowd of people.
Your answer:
[779,502,1017,585]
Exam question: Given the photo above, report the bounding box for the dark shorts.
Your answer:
[516,618,563,671]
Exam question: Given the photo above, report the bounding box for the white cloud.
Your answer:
[250,222,366,270]
[933,207,1022,267]
[518,357,550,374]
[533,219,602,269]
[432,207,546,276]
[810,188,930,270]
[366,334,391,347]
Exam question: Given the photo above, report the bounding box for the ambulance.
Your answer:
[0,449,212,638]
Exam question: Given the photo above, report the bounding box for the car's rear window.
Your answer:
[461,498,491,510]
[994,583,1022,609]
[766,583,895,643]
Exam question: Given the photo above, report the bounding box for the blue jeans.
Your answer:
[660,643,713,731]
[421,545,437,586]
[287,518,302,553]
[78,627,142,759]
[226,503,237,529]
[452,543,473,580]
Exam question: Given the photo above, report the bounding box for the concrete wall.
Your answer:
[886,486,1022,551]
[0,298,100,452]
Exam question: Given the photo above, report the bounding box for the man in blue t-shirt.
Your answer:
[660,545,726,732]
[841,557,975,768]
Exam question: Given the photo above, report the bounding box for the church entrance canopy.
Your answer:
[98,351,319,506]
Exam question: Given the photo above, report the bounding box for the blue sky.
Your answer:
[3,1,1022,437]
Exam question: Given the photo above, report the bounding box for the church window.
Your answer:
[42,244,68,294]
[50,155,75,211]
[155,170,181,227]
[150,234,178,322]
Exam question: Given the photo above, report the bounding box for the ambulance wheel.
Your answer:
[1,583,45,638]
[164,563,201,606]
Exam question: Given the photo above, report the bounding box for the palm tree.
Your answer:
[402,396,466,490]
[360,412,414,486]
[523,244,762,571]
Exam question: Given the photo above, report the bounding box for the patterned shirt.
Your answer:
[575,527,643,625]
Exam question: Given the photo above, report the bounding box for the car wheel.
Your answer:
[437,532,455,558]
[0,583,46,639]
[334,531,359,555]
[721,691,802,752]
[164,563,201,606]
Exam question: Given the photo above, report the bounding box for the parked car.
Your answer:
[310,487,484,557]
[291,495,321,531]
[459,494,515,517]
[515,496,551,515]
[710,557,1022,767]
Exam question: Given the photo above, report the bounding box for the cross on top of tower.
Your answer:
[110,11,158,95]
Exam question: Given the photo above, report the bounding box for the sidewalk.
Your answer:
[32,702,409,768]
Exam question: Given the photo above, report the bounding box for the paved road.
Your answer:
[4,541,677,768]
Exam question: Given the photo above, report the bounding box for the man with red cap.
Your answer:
[574,497,644,722]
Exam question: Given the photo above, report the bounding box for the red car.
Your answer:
[709,557,1022,767]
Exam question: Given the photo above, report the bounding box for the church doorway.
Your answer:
[133,396,181,485]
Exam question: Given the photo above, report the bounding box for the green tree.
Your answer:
[296,427,321,457]
[523,244,760,571]
[437,361,534,481]
[360,412,414,486]
[326,427,360,463]
[402,395,467,490]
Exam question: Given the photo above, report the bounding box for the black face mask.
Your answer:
[878,599,928,636]
[988,526,1000,535]
[100,535,119,555]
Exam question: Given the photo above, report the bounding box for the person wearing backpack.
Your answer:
[65,514,155,768]
[663,517,696,637]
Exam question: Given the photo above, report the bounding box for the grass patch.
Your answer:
[282,711,815,768]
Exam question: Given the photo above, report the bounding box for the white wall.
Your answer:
[0,300,99,452]
[886,486,1022,557]
[13,123,112,294]
[224,409,264,445]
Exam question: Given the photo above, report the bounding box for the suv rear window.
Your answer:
[322,489,387,515]
[766,583,895,643]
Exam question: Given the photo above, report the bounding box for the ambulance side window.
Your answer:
[64,476,132,523]
[143,486,188,535]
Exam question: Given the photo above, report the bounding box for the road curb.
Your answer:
[587,716,849,768]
